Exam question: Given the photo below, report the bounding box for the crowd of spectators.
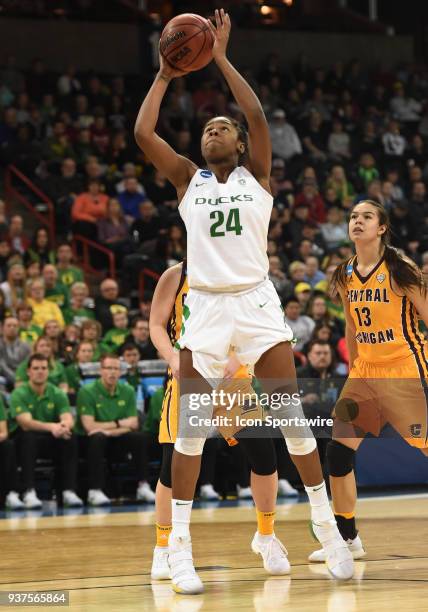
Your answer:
[1,52,428,509]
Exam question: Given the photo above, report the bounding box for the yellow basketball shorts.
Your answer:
[334,356,428,449]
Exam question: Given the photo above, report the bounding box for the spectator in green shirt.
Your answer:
[65,341,95,400]
[142,384,163,437]
[56,243,84,288]
[63,282,95,326]
[76,353,155,506]
[11,353,83,509]
[15,335,69,393]
[80,319,102,361]
[0,393,23,510]
[100,310,129,354]
[17,303,42,347]
[42,264,70,310]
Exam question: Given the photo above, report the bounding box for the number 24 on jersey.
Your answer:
[209,208,243,237]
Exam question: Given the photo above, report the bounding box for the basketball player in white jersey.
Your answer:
[135,8,353,593]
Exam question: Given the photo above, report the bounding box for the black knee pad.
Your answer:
[159,443,174,488]
[327,440,355,477]
[236,428,277,476]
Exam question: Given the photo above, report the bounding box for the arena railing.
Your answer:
[5,164,55,244]
[72,234,116,280]
[139,267,161,299]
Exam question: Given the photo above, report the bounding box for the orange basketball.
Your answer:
[160,13,214,73]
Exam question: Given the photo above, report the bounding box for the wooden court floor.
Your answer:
[0,494,427,611]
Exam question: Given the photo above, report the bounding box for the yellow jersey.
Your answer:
[345,255,428,375]
[167,262,188,348]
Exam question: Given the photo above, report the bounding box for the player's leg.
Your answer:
[151,443,173,580]
[309,372,378,563]
[309,436,366,562]
[169,347,213,595]
[236,432,290,574]
[255,341,354,580]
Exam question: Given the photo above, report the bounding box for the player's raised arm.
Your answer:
[149,264,182,378]
[208,9,271,184]
[134,55,197,191]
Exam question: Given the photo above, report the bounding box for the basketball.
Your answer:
[160,13,214,73]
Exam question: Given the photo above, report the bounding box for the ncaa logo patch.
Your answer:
[346,263,353,276]
[376,273,386,283]
[200,170,213,178]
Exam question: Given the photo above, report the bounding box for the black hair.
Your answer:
[27,353,49,369]
[120,342,140,355]
[306,338,332,353]
[332,199,426,296]
[202,116,248,164]
[284,295,300,307]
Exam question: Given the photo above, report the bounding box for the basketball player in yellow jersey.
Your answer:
[309,199,428,564]
[149,261,289,580]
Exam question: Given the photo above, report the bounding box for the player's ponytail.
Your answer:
[331,199,427,297]
[383,244,426,296]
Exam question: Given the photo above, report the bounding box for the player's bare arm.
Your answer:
[338,286,358,369]
[208,9,271,188]
[404,283,428,327]
[134,56,197,196]
[149,264,182,375]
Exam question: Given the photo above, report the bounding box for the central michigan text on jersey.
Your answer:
[345,255,428,370]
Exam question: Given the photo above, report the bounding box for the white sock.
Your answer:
[304,481,334,524]
[171,498,193,538]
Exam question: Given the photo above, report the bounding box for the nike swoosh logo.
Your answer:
[313,485,324,492]
[195,183,206,187]
[259,301,268,308]
[176,501,192,506]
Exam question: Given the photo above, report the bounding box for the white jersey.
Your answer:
[179,166,272,291]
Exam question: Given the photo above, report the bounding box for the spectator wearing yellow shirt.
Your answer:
[27,278,65,328]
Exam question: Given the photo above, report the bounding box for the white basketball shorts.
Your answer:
[176,279,293,379]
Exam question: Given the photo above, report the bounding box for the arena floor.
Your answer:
[1,493,427,611]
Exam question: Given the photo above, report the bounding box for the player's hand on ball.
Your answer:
[158,48,186,81]
[208,8,231,61]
